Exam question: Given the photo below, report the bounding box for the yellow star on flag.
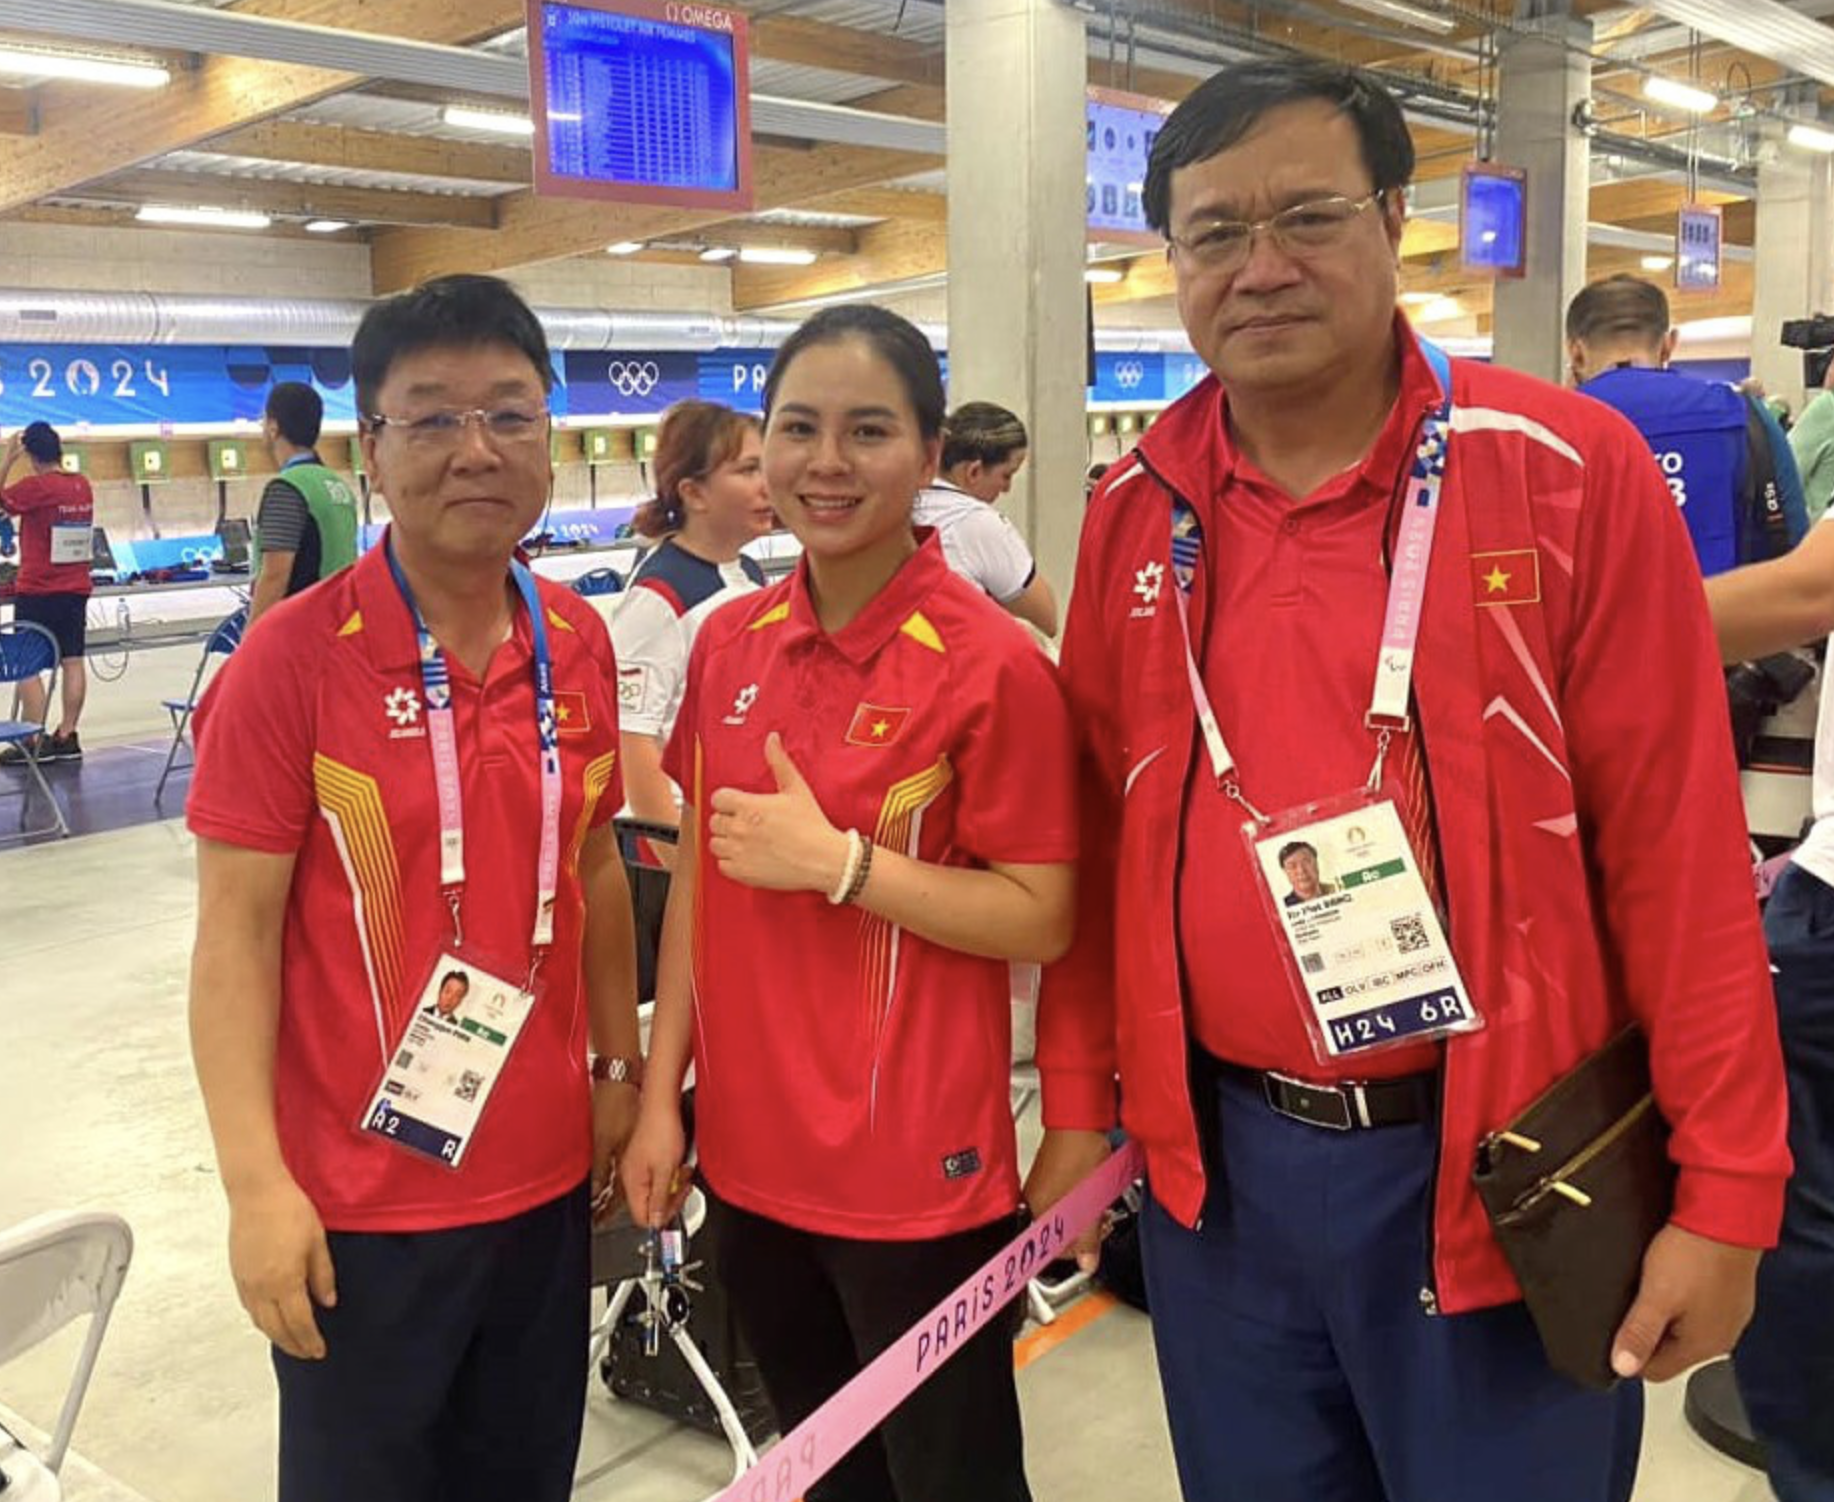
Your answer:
[872,719,891,738]
[1483,565,1512,595]
[556,702,572,722]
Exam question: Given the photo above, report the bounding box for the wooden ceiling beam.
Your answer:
[749,14,942,89]
[75,167,500,228]
[203,119,530,185]
[371,141,937,291]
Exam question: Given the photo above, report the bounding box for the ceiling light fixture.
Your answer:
[1787,122,1834,154]
[1084,267,1126,284]
[700,246,737,262]
[135,205,272,230]
[0,46,169,88]
[304,219,351,233]
[738,246,818,266]
[606,241,644,255]
[1333,0,1457,36]
[1399,291,1438,305]
[1642,75,1718,115]
[1412,297,1465,324]
[441,105,535,136]
[1640,254,1675,271]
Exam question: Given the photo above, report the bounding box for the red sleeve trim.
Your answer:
[186,808,306,856]
[635,577,686,617]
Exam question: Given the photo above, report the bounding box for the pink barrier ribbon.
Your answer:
[706,1141,1147,1502]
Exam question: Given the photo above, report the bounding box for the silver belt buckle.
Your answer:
[1263,1070,1354,1131]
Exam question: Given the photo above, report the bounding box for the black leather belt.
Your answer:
[1235,1065,1437,1132]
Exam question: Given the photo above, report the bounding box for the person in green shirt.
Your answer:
[1791,359,1834,523]
[247,382,360,627]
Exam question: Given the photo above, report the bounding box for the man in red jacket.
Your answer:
[1023,58,1789,1502]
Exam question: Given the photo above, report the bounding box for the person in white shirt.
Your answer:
[912,401,1059,637]
[596,401,773,840]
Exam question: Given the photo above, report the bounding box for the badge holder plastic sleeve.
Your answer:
[1240,787,1485,1066]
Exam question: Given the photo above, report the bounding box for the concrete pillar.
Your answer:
[1490,9,1593,382]
[1751,99,1834,412]
[945,0,1087,599]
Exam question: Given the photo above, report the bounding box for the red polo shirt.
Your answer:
[2,472,95,596]
[1180,340,1444,1081]
[665,536,1078,1238]
[186,540,624,1233]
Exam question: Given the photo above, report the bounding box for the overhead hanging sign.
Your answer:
[1086,87,1171,245]
[1676,204,1723,293]
[527,0,753,211]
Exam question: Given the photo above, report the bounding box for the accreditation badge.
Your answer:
[49,524,93,565]
[358,949,540,1168]
[1243,791,1484,1064]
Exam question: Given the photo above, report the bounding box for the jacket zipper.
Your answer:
[1382,398,1454,1318]
[1131,447,1210,1232]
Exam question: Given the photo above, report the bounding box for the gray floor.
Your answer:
[0,645,1784,1502]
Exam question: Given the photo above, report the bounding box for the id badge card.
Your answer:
[359,951,538,1168]
[1244,792,1483,1063]
[49,524,93,565]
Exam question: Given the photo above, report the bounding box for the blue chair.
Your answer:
[0,620,69,842]
[155,607,247,805]
[571,567,624,599]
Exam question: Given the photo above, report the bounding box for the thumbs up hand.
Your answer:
[707,732,851,894]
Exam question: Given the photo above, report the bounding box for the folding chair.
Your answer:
[155,607,247,805]
[0,1211,134,1497]
[0,621,69,843]
[588,816,766,1481]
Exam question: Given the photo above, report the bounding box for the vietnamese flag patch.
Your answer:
[845,703,912,747]
[1471,549,1541,607]
[553,689,592,735]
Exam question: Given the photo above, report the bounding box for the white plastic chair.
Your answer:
[0,1212,134,1497]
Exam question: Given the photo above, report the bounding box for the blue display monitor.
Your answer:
[1087,87,1171,244]
[1460,164,1528,278]
[526,0,752,211]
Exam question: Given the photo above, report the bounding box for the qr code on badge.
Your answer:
[455,1070,484,1104]
[1389,916,1431,955]
[1300,951,1326,976]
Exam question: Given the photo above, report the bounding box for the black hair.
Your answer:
[1565,274,1670,346]
[264,381,324,448]
[21,421,61,464]
[440,971,469,990]
[941,402,1029,471]
[1276,841,1319,866]
[762,304,945,441]
[1143,58,1415,234]
[353,274,553,420]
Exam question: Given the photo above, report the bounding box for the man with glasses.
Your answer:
[1024,58,1787,1502]
[186,274,643,1501]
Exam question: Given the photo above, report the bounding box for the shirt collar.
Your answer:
[352,529,533,680]
[781,528,952,665]
[281,451,322,470]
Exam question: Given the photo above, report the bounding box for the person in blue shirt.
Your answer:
[1566,274,1807,576]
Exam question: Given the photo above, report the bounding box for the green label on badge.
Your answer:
[459,1018,509,1047]
[1342,859,1407,889]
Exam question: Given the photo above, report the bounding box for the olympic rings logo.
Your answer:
[1113,360,1145,390]
[605,360,661,397]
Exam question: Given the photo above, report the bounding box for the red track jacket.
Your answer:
[1039,325,1790,1314]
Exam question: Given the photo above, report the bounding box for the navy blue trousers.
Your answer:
[272,1182,590,1502]
[1736,864,1834,1501]
[1140,1066,1643,1502]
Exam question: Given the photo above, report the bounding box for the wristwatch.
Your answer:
[589,1054,644,1087]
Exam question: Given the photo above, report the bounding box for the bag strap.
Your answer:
[1742,393,1790,563]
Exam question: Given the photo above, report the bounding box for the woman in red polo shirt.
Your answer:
[622,305,1079,1502]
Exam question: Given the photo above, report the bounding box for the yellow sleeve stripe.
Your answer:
[547,608,576,633]
[568,750,620,869]
[749,601,792,630]
[313,754,405,1025]
[859,756,955,1033]
[900,611,944,654]
[337,610,364,637]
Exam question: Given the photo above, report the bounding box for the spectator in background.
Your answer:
[1791,356,1834,522]
[247,382,360,628]
[0,421,95,763]
[914,401,1059,637]
[597,400,772,846]
[1567,275,1807,577]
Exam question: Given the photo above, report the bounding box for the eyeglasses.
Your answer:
[1166,190,1389,274]
[366,406,551,450]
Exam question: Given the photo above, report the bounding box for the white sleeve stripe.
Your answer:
[1449,408,1585,470]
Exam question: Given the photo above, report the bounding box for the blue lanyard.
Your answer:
[384,538,563,962]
